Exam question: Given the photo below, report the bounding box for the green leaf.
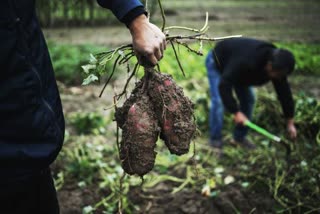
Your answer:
[81,64,96,74]
[89,53,97,64]
[82,74,99,85]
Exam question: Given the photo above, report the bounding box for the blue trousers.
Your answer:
[206,51,255,146]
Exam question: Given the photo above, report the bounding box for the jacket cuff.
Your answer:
[229,108,239,114]
[97,0,144,21]
[121,6,148,27]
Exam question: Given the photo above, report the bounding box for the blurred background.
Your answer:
[39,0,320,213]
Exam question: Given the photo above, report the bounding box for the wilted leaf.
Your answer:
[81,64,96,74]
[82,74,99,85]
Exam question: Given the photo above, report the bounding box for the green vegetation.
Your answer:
[48,42,105,85]
[68,112,108,135]
[44,1,320,211]
[28,0,320,212]
[48,42,320,86]
[51,39,320,213]
[56,91,320,213]
[47,42,129,85]
[49,41,320,135]
[276,43,320,75]
[36,0,118,27]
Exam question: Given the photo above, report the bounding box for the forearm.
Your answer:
[286,117,297,139]
[286,118,295,126]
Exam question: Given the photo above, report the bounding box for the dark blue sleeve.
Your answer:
[272,78,295,118]
[218,63,243,114]
[219,79,239,114]
[97,0,144,21]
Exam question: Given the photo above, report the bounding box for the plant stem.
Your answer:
[157,0,166,32]
[170,40,185,77]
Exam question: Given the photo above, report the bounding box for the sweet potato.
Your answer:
[115,81,143,129]
[115,84,159,176]
[146,71,196,155]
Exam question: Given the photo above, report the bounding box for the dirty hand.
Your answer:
[129,14,166,67]
[287,119,297,139]
[234,111,248,125]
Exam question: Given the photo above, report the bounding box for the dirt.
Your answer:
[56,77,320,213]
[58,182,111,214]
[129,184,275,214]
[55,80,278,213]
[57,166,277,214]
[116,80,159,176]
[114,70,196,176]
[51,0,320,212]
[146,71,196,155]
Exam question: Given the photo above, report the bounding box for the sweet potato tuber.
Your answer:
[146,70,196,155]
[115,69,196,175]
[115,83,159,176]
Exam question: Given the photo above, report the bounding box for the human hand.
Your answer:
[287,119,297,139]
[129,14,166,67]
[234,111,248,125]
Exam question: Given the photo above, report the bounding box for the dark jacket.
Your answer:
[97,0,145,25]
[0,1,64,171]
[213,38,294,118]
[0,0,145,177]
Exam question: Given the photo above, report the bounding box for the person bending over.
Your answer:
[205,37,297,151]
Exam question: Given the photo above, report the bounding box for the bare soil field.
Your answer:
[43,0,320,46]
[46,1,320,213]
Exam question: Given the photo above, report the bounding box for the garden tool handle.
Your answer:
[244,120,281,142]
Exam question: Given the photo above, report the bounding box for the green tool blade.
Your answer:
[244,120,281,142]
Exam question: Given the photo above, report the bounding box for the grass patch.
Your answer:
[47,42,106,85]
